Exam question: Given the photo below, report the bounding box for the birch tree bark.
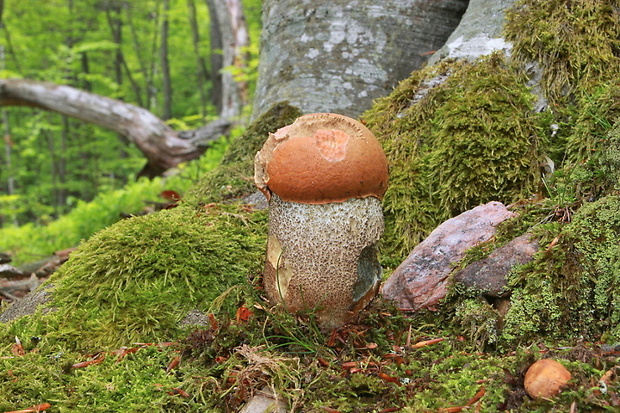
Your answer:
[252,0,469,120]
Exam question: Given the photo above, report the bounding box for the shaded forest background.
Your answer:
[0,0,261,228]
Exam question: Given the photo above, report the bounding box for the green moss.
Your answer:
[505,0,620,104]
[184,102,302,204]
[364,53,543,259]
[601,118,620,188]
[1,204,267,350]
[503,195,620,344]
[0,345,197,412]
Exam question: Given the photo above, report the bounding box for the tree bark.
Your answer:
[0,79,231,177]
[187,0,209,118]
[205,0,249,118]
[104,0,124,88]
[252,0,469,120]
[428,0,517,64]
[126,4,154,109]
[160,0,173,120]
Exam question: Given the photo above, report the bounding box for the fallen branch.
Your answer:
[0,79,232,177]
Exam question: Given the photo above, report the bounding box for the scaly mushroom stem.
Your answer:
[255,113,389,328]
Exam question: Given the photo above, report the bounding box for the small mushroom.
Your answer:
[254,113,388,329]
[524,359,572,399]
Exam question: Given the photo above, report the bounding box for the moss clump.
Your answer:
[0,345,195,412]
[505,0,620,197]
[505,0,620,104]
[363,53,543,259]
[184,102,301,204]
[503,194,620,344]
[1,204,267,350]
[601,118,620,188]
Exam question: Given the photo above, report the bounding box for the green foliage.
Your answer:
[0,0,263,225]
[185,102,302,204]
[363,53,543,259]
[0,140,227,264]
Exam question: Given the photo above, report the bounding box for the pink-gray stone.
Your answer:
[453,233,539,297]
[382,201,516,311]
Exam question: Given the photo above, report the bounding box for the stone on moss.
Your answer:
[382,201,515,311]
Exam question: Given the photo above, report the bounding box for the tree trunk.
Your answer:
[252,0,469,120]
[160,0,173,120]
[187,0,209,118]
[0,79,231,177]
[205,0,249,118]
[105,1,124,88]
[428,0,517,65]
[127,4,154,109]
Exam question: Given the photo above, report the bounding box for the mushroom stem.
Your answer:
[254,113,389,329]
[264,194,384,328]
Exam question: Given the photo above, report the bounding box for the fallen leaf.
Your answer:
[3,402,52,413]
[12,337,25,356]
[236,305,252,323]
[166,356,181,373]
[378,372,401,384]
[411,338,445,349]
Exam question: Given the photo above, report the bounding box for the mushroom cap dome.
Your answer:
[255,113,388,204]
[524,359,572,399]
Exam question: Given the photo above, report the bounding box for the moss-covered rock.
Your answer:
[505,0,620,104]
[363,53,543,259]
[503,194,620,344]
[1,204,267,350]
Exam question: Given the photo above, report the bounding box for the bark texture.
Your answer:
[205,0,249,118]
[252,0,468,120]
[428,0,517,64]
[0,79,230,177]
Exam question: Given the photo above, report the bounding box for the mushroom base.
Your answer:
[264,194,384,329]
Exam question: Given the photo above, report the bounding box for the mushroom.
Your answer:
[524,359,572,399]
[254,113,388,329]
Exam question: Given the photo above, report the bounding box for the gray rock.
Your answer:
[382,201,516,311]
[0,283,54,324]
[0,263,24,278]
[239,387,287,413]
[453,233,539,297]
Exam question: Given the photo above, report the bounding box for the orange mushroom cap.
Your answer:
[524,359,572,399]
[254,113,389,204]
